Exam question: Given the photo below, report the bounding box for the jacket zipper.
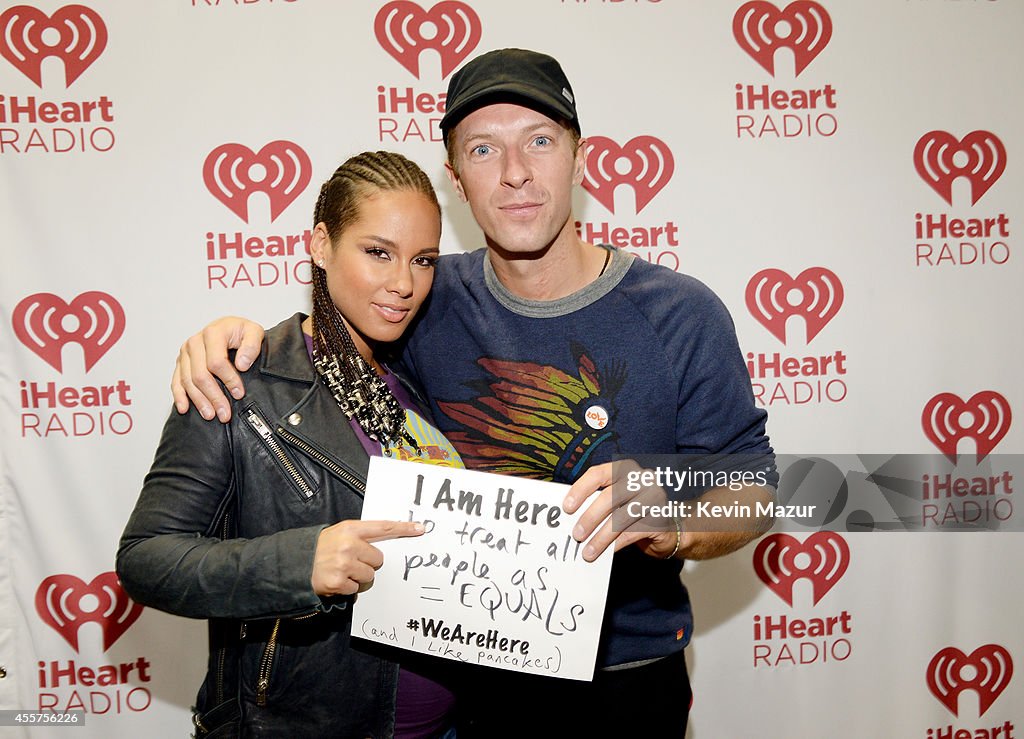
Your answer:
[274,425,367,495]
[239,405,365,709]
[255,618,280,707]
[253,612,317,708]
[244,409,316,499]
[212,510,234,709]
[213,641,226,708]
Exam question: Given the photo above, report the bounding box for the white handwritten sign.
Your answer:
[353,457,614,681]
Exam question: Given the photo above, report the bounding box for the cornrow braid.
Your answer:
[314,150,439,238]
[309,151,440,448]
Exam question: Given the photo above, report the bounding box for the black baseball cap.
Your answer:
[439,48,580,140]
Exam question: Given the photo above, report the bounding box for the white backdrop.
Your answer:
[1,1,1021,737]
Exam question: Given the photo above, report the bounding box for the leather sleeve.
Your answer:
[116,404,326,620]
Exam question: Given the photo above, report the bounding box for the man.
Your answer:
[174,48,774,736]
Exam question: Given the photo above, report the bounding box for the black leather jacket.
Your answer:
[117,314,404,737]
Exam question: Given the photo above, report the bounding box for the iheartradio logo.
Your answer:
[927,645,1013,717]
[922,391,1011,464]
[36,572,143,652]
[0,5,107,88]
[582,136,675,214]
[12,292,125,373]
[753,532,849,606]
[745,267,843,344]
[374,1,481,79]
[914,131,1006,207]
[202,141,312,223]
[733,1,832,77]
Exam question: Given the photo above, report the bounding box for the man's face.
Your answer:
[445,103,585,256]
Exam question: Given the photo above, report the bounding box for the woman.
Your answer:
[117,151,463,738]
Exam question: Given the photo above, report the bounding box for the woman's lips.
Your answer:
[373,303,410,323]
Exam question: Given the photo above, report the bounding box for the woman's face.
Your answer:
[311,189,441,364]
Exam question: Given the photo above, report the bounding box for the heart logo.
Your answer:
[927,645,1013,717]
[0,5,108,88]
[753,531,849,606]
[202,141,312,223]
[746,267,843,344]
[582,136,675,214]
[914,130,1006,206]
[922,391,1011,463]
[36,572,143,652]
[733,1,832,77]
[374,1,481,79]
[12,292,125,373]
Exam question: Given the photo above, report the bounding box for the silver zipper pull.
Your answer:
[245,409,272,440]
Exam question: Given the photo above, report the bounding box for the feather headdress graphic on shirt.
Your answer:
[437,344,625,482]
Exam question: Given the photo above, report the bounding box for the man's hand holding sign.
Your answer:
[566,457,777,564]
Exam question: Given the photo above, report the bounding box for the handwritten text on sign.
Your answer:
[353,457,614,681]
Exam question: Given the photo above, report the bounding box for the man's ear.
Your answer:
[310,222,331,264]
[444,161,468,203]
[572,137,588,186]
